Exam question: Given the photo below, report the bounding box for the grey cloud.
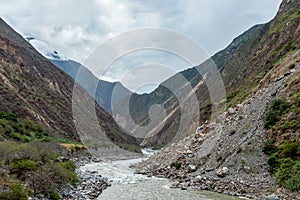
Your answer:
[0,0,282,93]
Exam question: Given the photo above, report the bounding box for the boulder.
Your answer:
[216,167,229,178]
[228,107,236,115]
[188,165,197,172]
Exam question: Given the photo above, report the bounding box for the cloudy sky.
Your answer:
[1,0,282,93]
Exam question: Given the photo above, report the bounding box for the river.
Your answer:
[80,149,241,200]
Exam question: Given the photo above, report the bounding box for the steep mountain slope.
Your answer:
[135,50,300,199]
[135,0,300,198]
[115,0,300,147]
[50,59,131,112]
[0,18,140,155]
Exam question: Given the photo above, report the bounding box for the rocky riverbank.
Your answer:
[134,66,300,200]
[80,156,241,200]
[59,157,110,200]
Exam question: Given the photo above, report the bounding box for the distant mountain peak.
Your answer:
[45,50,67,61]
[24,36,68,61]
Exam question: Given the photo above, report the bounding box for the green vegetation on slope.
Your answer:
[264,99,292,129]
[263,141,300,192]
[269,8,300,34]
[264,98,300,192]
[0,111,79,144]
[0,110,79,200]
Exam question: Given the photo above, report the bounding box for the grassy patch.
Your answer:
[264,141,300,192]
[0,182,28,200]
[264,99,291,129]
[0,111,78,144]
[269,10,300,34]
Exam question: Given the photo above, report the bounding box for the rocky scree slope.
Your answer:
[135,50,300,199]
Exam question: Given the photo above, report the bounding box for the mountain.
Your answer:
[112,24,268,147]
[50,58,131,112]
[25,37,132,112]
[135,0,300,198]
[0,18,141,156]
[114,0,300,148]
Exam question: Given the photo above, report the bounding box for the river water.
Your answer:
[80,150,241,200]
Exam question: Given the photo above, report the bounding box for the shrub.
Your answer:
[265,99,291,129]
[59,160,76,171]
[263,140,277,155]
[265,141,300,192]
[286,174,300,192]
[58,160,78,185]
[171,162,182,170]
[297,97,300,107]
[0,182,28,200]
[267,156,280,173]
[275,158,300,191]
[11,159,37,172]
[49,191,61,200]
[0,141,23,164]
[237,147,242,154]
[289,63,295,69]
[279,142,300,159]
[0,117,50,142]
[0,119,14,136]
[0,111,17,122]
[0,113,80,198]
[29,160,78,196]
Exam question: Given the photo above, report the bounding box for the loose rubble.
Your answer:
[27,155,109,200]
[58,156,110,200]
[60,169,110,200]
[134,66,300,200]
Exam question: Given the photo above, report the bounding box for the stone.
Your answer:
[186,150,193,154]
[228,107,236,115]
[196,175,202,180]
[188,165,197,172]
[196,125,204,133]
[236,104,243,108]
[216,167,229,178]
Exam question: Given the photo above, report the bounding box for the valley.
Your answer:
[0,0,299,199]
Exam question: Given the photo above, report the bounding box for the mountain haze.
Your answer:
[50,58,131,112]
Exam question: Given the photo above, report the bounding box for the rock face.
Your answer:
[134,56,300,199]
